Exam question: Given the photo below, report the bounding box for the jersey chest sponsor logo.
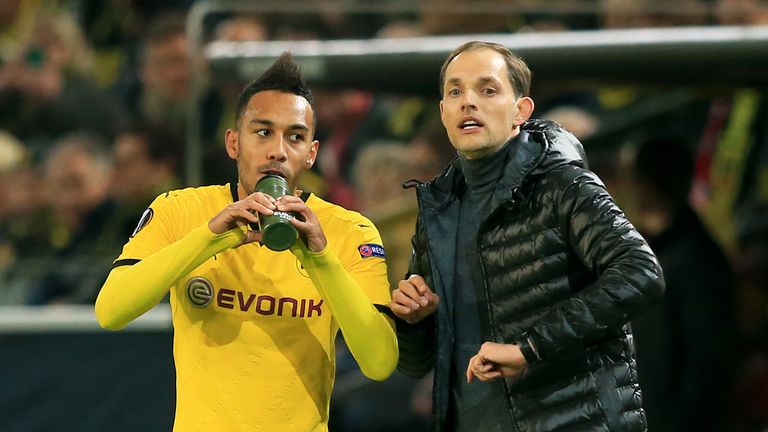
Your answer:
[185,277,323,317]
[187,277,213,307]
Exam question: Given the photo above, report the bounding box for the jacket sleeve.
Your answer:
[524,169,664,361]
[394,215,437,378]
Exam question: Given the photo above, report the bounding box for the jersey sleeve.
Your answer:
[290,211,397,381]
[116,193,178,263]
[334,215,392,306]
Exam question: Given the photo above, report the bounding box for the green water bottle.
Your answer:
[254,175,298,251]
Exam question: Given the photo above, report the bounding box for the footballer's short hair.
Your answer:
[234,52,314,130]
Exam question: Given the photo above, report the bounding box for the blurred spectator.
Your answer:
[0,0,61,62]
[419,0,515,34]
[45,134,111,237]
[331,124,428,428]
[576,0,715,169]
[266,6,385,41]
[201,14,269,186]
[717,0,768,25]
[27,132,123,305]
[330,137,440,432]
[127,12,190,137]
[0,132,37,234]
[375,19,425,38]
[601,0,663,28]
[692,0,768,250]
[353,142,414,214]
[353,141,418,287]
[408,112,457,182]
[542,105,599,141]
[590,0,712,164]
[272,16,326,41]
[629,137,738,432]
[111,126,181,205]
[732,202,768,430]
[0,132,47,304]
[77,0,143,88]
[0,129,25,171]
[0,167,47,305]
[601,0,709,28]
[78,0,193,86]
[110,126,182,235]
[124,11,227,185]
[693,87,767,256]
[0,10,127,148]
[313,88,401,208]
[0,164,47,252]
[212,15,268,42]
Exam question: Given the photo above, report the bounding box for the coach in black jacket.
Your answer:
[390,41,664,432]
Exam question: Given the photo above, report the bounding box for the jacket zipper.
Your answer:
[477,202,521,432]
[414,183,450,432]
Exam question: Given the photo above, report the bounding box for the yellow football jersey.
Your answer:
[115,183,391,432]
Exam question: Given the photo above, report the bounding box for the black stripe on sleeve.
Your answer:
[374,303,397,320]
[112,258,141,269]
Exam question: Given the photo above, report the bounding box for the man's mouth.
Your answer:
[459,118,484,130]
[259,167,287,178]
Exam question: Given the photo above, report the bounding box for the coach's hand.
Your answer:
[275,195,327,252]
[389,274,439,324]
[466,342,527,383]
[208,191,276,246]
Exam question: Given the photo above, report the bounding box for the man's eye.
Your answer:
[256,129,270,137]
[288,133,304,142]
[448,89,461,97]
[483,88,496,96]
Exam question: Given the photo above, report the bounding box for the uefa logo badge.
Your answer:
[186,277,213,308]
[358,243,386,259]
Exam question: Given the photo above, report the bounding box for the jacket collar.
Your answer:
[415,118,588,211]
[426,123,547,206]
[492,128,547,205]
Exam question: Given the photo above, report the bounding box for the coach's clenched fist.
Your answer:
[389,274,439,324]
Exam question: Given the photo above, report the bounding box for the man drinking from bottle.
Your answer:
[95,52,398,432]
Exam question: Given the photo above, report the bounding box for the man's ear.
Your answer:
[305,140,319,168]
[225,129,238,160]
[515,97,535,126]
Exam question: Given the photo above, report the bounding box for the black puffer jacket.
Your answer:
[397,119,664,432]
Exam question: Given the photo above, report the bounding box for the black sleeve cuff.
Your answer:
[372,305,435,337]
[374,303,397,320]
[518,333,542,363]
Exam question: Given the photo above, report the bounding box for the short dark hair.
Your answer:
[439,41,531,99]
[234,52,314,130]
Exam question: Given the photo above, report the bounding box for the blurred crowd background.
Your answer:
[1,0,768,431]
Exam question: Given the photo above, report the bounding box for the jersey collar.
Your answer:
[229,180,238,203]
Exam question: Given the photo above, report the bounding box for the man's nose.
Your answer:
[461,91,477,111]
[267,136,288,161]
